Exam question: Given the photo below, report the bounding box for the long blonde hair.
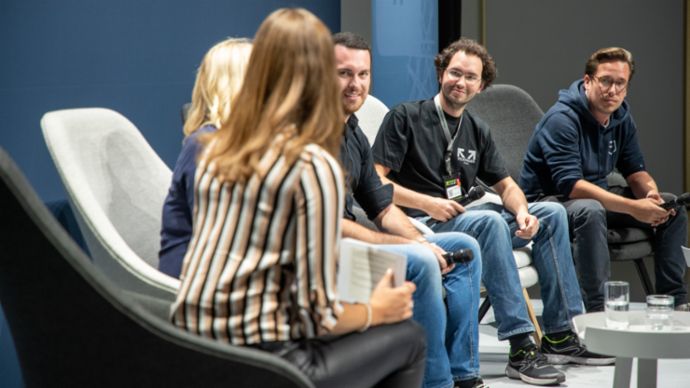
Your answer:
[183,38,252,136]
[202,8,343,182]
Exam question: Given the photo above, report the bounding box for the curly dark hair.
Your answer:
[434,37,496,88]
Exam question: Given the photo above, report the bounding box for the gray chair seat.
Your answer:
[608,241,654,262]
[607,227,654,244]
[608,227,655,262]
[608,227,654,262]
[607,226,655,293]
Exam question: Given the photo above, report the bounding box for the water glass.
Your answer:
[605,281,629,329]
[646,294,674,330]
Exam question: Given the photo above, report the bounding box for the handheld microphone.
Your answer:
[426,186,486,227]
[455,186,486,206]
[442,249,474,266]
[661,192,690,210]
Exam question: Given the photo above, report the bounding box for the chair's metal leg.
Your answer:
[478,297,491,322]
[633,258,654,295]
[522,288,542,346]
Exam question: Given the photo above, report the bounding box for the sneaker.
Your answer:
[541,333,615,366]
[505,343,565,386]
[455,376,489,388]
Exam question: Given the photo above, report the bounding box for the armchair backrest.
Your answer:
[41,107,179,299]
[355,94,389,146]
[466,84,544,182]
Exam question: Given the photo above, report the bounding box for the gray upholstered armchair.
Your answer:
[0,146,314,388]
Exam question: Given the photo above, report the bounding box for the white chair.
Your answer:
[41,108,179,303]
[355,94,390,145]
[355,95,542,340]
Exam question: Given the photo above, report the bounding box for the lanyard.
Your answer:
[433,94,463,176]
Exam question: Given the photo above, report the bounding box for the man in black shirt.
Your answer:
[334,32,484,388]
[372,37,613,385]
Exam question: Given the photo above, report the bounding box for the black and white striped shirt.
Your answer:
[171,139,344,345]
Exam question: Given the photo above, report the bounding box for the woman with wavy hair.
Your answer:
[170,8,426,388]
[159,38,252,277]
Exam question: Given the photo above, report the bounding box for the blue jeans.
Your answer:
[379,232,481,388]
[562,189,688,311]
[422,201,583,340]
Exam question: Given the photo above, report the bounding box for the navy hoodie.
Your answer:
[519,79,646,201]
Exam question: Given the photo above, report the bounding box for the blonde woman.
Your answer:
[159,38,252,277]
[170,8,425,388]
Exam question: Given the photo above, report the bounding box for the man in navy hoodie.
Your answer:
[519,47,688,312]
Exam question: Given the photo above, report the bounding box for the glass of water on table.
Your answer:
[646,294,674,330]
[605,281,629,329]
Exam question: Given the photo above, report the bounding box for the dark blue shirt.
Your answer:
[159,125,216,277]
[340,114,393,221]
[519,80,645,200]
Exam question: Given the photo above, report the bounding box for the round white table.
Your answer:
[572,311,690,388]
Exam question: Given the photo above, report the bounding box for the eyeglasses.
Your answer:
[590,74,628,93]
[445,68,481,84]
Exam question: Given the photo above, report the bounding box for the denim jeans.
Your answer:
[378,232,481,388]
[422,201,584,340]
[562,189,688,311]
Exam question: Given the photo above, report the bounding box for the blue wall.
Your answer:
[371,0,438,108]
[0,2,340,386]
[0,0,340,203]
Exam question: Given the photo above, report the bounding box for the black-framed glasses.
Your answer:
[445,68,481,84]
[590,74,628,93]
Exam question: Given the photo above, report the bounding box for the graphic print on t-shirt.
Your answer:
[456,148,476,165]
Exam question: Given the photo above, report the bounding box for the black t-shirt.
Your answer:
[372,99,508,217]
[340,114,394,221]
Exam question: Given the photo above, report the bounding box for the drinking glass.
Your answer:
[605,281,629,329]
[646,294,674,330]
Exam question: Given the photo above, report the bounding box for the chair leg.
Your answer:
[478,297,491,322]
[522,288,542,346]
[633,258,654,295]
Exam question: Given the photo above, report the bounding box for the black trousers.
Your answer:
[540,188,688,310]
[253,320,427,388]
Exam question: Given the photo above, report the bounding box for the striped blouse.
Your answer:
[171,137,344,345]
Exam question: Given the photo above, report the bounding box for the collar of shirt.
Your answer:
[345,114,359,134]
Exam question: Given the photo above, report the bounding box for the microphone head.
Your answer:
[456,186,486,206]
[468,186,485,200]
[677,192,690,203]
[661,192,690,210]
[443,248,474,265]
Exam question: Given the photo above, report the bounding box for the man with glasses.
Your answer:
[372,37,613,386]
[519,47,688,312]
[334,31,486,388]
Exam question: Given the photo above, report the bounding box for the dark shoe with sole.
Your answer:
[505,343,565,386]
[455,376,489,388]
[541,333,615,366]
